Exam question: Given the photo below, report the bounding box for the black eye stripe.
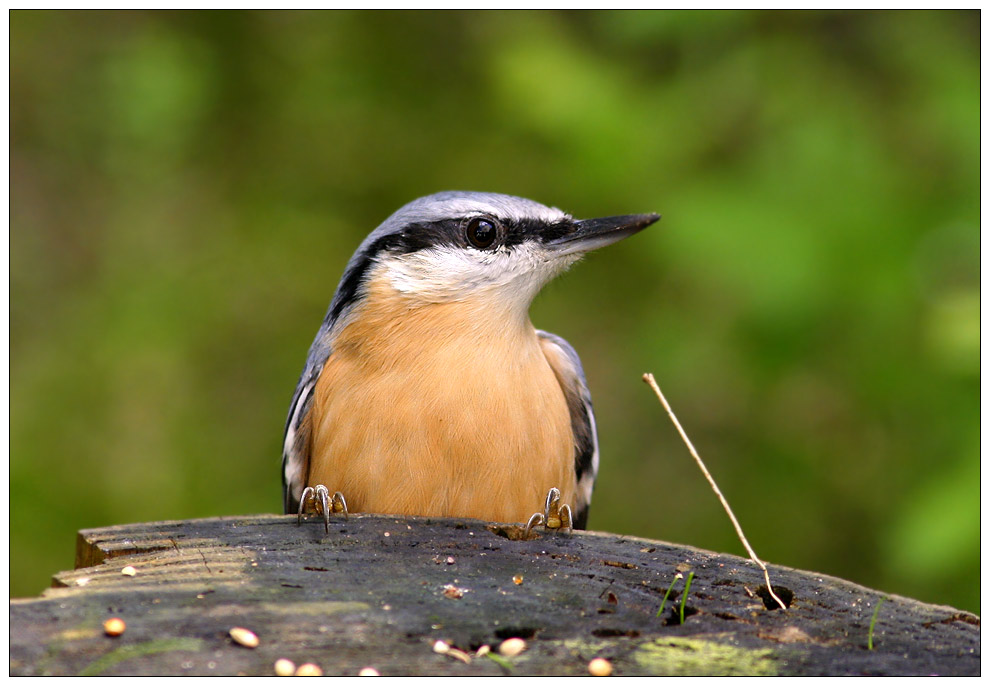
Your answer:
[354,215,576,263]
[506,218,572,245]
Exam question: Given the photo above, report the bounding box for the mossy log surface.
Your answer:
[9,514,980,676]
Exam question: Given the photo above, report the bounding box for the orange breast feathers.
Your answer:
[308,277,577,523]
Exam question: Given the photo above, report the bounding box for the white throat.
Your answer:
[373,243,581,318]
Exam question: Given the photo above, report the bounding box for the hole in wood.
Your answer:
[757,585,794,610]
[663,605,699,626]
[494,626,539,640]
[485,524,532,541]
[592,628,640,638]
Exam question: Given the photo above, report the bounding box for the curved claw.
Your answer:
[558,503,573,534]
[331,490,348,521]
[296,485,349,533]
[316,484,330,533]
[297,486,316,526]
[524,512,545,538]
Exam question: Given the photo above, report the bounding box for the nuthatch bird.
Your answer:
[282,191,659,533]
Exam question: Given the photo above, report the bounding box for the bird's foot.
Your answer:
[297,485,348,533]
[525,487,572,537]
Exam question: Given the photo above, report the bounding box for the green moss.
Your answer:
[633,637,777,676]
[79,637,204,676]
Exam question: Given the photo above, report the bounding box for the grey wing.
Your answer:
[536,330,600,529]
[283,229,386,513]
[281,332,335,514]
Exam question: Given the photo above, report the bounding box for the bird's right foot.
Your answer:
[297,485,348,533]
[525,487,573,537]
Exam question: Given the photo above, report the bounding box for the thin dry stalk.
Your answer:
[642,372,787,611]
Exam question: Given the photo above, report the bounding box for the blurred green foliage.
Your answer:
[11,10,978,613]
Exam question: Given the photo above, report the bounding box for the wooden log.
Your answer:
[9,514,980,676]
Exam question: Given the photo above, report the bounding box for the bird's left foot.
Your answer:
[297,485,348,533]
[525,487,573,537]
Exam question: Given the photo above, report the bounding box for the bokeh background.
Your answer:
[11,10,979,613]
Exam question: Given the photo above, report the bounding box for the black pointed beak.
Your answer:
[546,213,660,256]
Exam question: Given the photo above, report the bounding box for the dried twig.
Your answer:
[643,372,787,611]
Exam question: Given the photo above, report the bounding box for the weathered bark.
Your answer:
[8,514,980,676]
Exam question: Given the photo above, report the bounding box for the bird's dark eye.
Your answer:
[466,217,498,249]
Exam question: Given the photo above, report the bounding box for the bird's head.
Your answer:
[326,191,660,328]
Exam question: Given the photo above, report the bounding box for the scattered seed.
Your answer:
[434,640,471,663]
[76,577,90,587]
[229,627,259,648]
[295,663,323,676]
[442,584,467,599]
[358,667,380,676]
[476,645,490,657]
[121,566,137,577]
[588,658,612,676]
[498,637,526,657]
[445,556,455,565]
[512,575,523,585]
[274,659,295,676]
[103,617,126,637]
[433,640,470,663]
